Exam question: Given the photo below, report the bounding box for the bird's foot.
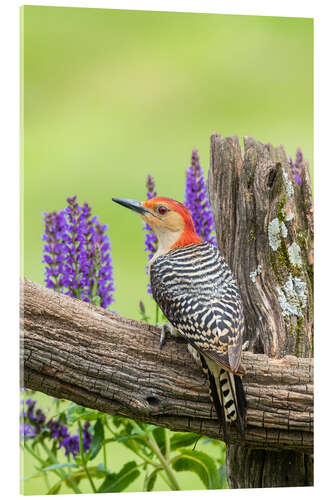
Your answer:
[187,343,201,366]
[242,340,250,352]
[157,322,181,349]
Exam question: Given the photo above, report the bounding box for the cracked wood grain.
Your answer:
[207,133,314,487]
[208,134,313,358]
[21,278,313,454]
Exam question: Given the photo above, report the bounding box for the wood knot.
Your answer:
[146,395,161,408]
[267,166,278,188]
[145,395,163,415]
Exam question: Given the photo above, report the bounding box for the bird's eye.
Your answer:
[157,205,168,215]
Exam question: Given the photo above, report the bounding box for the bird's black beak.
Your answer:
[112,197,150,216]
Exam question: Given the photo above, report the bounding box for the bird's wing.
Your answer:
[151,271,245,375]
[183,294,244,374]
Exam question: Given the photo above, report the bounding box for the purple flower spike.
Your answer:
[20,423,37,440]
[20,397,46,441]
[50,420,92,458]
[42,196,114,308]
[20,396,92,458]
[95,222,115,308]
[143,175,158,260]
[143,175,158,294]
[42,211,69,292]
[288,148,303,186]
[185,148,217,246]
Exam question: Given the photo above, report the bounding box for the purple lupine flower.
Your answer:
[20,398,46,441]
[94,223,115,308]
[185,148,217,246]
[288,148,303,186]
[139,299,149,322]
[62,196,88,297]
[143,175,158,260]
[61,434,79,457]
[82,421,93,451]
[20,423,37,441]
[42,196,114,308]
[42,211,69,292]
[53,421,92,457]
[143,175,158,294]
[47,418,69,441]
[21,397,92,458]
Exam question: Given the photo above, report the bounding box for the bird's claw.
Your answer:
[242,340,250,352]
[157,322,174,349]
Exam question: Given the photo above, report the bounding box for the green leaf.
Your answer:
[94,463,110,478]
[98,461,140,493]
[201,438,213,445]
[23,472,43,481]
[152,427,166,455]
[122,438,143,454]
[130,427,147,437]
[47,481,62,495]
[42,463,78,472]
[111,416,124,428]
[115,426,154,454]
[114,433,143,454]
[171,449,221,489]
[143,469,159,492]
[88,418,105,461]
[170,433,201,451]
[65,403,100,423]
[144,424,159,432]
[72,411,101,422]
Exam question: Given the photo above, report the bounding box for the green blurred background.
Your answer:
[21,5,313,494]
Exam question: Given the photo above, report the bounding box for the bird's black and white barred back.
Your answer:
[150,241,246,442]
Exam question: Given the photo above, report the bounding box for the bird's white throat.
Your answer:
[148,227,184,265]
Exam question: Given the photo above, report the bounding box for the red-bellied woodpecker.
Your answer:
[112,196,246,442]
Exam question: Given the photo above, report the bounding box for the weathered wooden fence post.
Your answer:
[207,133,314,487]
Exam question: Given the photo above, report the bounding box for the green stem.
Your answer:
[147,433,180,491]
[137,462,173,491]
[34,443,51,490]
[155,303,160,325]
[106,419,174,490]
[132,448,161,469]
[104,418,113,435]
[40,441,82,494]
[103,416,108,470]
[106,420,159,469]
[78,421,97,493]
[165,429,171,462]
[43,469,51,491]
[103,440,107,470]
[106,419,176,490]
[24,442,63,481]
[157,470,176,490]
[23,444,48,467]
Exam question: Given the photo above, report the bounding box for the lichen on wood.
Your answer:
[207,133,313,488]
[208,133,313,359]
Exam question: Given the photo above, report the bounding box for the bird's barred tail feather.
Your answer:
[233,372,247,435]
[199,355,229,442]
[200,355,246,443]
[223,371,246,437]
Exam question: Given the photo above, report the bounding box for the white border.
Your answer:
[2,1,331,499]
[3,0,317,17]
